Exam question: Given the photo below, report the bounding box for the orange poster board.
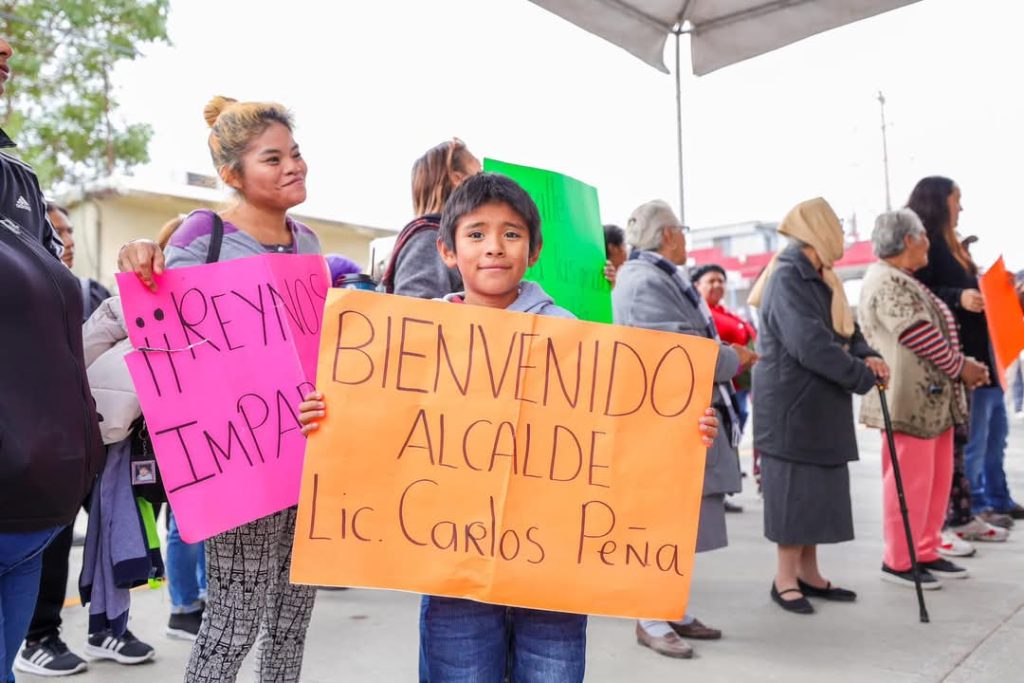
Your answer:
[979,256,1024,386]
[291,289,719,620]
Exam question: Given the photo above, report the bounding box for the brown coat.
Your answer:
[858,262,967,438]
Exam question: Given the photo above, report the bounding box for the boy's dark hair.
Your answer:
[604,224,624,250]
[439,173,542,255]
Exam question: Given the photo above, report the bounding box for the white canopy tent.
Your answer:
[527,0,923,220]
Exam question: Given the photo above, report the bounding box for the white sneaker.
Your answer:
[951,517,1010,542]
[938,530,976,557]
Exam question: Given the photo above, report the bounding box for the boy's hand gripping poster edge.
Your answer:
[116,253,329,543]
[291,289,719,620]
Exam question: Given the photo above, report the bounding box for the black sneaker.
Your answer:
[166,608,204,641]
[84,630,155,665]
[723,499,744,513]
[921,558,970,579]
[15,635,88,676]
[881,564,942,590]
[1003,503,1024,520]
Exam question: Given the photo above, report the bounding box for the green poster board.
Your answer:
[483,158,612,323]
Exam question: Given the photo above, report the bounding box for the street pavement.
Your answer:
[30,417,1024,682]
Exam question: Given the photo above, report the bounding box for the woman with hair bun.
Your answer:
[168,96,320,683]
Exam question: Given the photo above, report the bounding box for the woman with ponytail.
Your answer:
[167,96,320,683]
[381,137,481,297]
[910,177,1023,538]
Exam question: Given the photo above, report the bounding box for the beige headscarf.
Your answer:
[747,197,855,338]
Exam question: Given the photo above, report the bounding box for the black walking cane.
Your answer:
[877,384,930,623]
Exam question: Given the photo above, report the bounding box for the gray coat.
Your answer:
[612,257,742,496]
[752,245,878,466]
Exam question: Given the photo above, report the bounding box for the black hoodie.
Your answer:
[0,211,104,532]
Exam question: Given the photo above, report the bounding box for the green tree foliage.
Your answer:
[1,1,169,189]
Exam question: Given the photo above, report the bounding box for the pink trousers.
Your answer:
[881,428,954,571]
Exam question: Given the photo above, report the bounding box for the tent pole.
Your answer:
[674,29,685,224]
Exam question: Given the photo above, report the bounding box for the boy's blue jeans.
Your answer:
[166,512,207,614]
[422,596,586,682]
[0,527,60,683]
[965,386,1017,514]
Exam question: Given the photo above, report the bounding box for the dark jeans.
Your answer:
[166,512,206,613]
[965,386,1016,513]
[25,525,73,643]
[419,596,429,682]
[735,389,751,433]
[423,596,586,682]
[1012,361,1024,413]
[1,527,60,683]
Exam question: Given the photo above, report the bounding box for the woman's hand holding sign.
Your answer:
[299,391,325,436]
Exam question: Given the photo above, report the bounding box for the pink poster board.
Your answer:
[117,254,329,542]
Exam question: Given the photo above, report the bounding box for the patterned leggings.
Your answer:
[946,432,974,528]
[184,508,316,682]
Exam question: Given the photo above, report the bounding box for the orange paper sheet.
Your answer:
[979,257,1024,387]
[291,290,719,620]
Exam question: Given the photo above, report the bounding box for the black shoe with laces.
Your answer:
[166,607,204,641]
[1003,503,1024,520]
[84,630,155,665]
[881,564,942,589]
[15,635,88,676]
[920,557,970,579]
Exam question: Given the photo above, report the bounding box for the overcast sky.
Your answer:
[113,0,1024,269]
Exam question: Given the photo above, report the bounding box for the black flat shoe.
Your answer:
[797,578,857,602]
[770,582,814,614]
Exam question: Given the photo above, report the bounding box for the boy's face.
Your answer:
[439,200,540,307]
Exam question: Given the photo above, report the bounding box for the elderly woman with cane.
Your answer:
[858,210,989,589]
[750,197,889,615]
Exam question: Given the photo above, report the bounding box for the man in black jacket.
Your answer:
[0,34,104,679]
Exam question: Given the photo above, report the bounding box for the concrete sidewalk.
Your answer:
[31,422,1024,682]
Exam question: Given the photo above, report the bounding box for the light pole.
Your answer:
[878,91,892,212]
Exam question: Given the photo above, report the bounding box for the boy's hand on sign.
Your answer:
[298,391,325,436]
[699,408,719,447]
[118,239,165,292]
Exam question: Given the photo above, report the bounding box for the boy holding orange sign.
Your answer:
[298,173,719,681]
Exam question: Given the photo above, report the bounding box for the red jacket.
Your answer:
[709,303,756,390]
